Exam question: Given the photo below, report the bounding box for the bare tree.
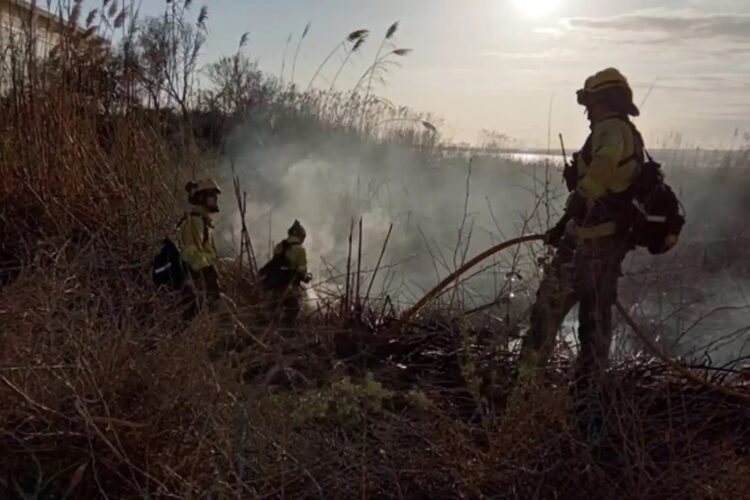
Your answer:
[135,1,207,116]
[203,48,275,116]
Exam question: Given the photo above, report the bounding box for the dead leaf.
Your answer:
[64,462,88,499]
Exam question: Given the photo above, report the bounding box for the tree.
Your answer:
[135,1,207,116]
[203,52,275,116]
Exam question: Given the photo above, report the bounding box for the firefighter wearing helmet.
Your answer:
[178,178,222,313]
[517,68,646,388]
[258,220,312,328]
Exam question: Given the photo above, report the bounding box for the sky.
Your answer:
[90,0,750,148]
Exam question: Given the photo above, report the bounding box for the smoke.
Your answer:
[622,147,750,366]
[215,117,750,366]
[217,122,558,306]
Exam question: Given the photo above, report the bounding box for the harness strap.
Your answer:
[618,120,646,167]
[580,116,645,169]
[574,221,618,240]
[617,153,638,167]
[175,212,210,248]
[185,212,210,246]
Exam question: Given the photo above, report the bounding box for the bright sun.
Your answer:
[512,0,562,19]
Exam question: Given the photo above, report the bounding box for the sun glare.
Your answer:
[512,0,562,19]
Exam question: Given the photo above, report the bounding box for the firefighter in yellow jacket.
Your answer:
[178,179,222,312]
[518,68,661,387]
[259,220,311,327]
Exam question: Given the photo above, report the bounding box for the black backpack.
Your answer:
[624,152,685,255]
[153,238,186,289]
[152,213,207,289]
[258,240,299,289]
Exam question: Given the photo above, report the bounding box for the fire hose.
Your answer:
[400,234,544,323]
[401,233,750,403]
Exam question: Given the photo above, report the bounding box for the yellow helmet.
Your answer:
[577,68,639,116]
[186,178,222,196]
[581,67,632,95]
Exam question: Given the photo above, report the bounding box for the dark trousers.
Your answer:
[269,287,302,329]
[181,267,221,320]
[518,234,628,383]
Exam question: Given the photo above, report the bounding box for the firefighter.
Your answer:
[518,68,644,387]
[258,220,312,327]
[178,179,222,315]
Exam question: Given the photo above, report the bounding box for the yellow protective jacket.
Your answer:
[577,115,641,201]
[177,206,219,272]
[273,236,308,277]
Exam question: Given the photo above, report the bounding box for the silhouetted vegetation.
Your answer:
[1,1,749,498]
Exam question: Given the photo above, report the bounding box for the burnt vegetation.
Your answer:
[1,1,749,498]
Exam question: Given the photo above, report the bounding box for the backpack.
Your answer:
[624,152,685,255]
[153,238,186,289]
[258,240,299,289]
[151,213,207,289]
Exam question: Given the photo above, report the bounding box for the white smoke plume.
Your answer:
[215,117,750,366]
[218,124,557,306]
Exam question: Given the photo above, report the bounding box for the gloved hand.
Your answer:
[662,234,679,252]
[544,224,565,248]
[544,213,570,248]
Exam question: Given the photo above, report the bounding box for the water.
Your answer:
[499,152,565,166]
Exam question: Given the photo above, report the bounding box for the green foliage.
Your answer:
[292,372,396,425]
[407,387,434,410]
[289,372,435,426]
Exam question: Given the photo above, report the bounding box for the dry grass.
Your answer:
[2,3,750,499]
[4,267,750,498]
